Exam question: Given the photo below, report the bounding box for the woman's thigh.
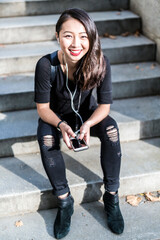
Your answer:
[91,115,119,140]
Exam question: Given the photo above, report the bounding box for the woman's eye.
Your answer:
[65,35,72,38]
[81,35,88,39]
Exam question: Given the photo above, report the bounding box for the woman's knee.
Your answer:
[39,134,60,151]
[105,117,119,143]
[101,117,122,159]
[106,125,119,143]
[42,135,56,147]
[98,116,120,143]
[37,119,60,149]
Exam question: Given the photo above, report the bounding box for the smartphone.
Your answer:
[70,137,89,152]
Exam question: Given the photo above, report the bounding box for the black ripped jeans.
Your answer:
[37,111,122,196]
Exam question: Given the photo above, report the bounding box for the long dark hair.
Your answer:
[56,8,106,90]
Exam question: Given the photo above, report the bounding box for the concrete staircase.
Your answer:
[0,0,160,221]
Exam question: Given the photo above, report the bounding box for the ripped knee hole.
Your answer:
[43,135,55,147]
[106,125,118,142]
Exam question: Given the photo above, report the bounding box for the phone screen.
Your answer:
[70,137,88,152]
[71,138,85,148]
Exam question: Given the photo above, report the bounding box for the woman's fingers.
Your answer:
[64,136,72,149]
[67,128,76,138]
[79,130,84,138]
[61,124,76,149]
[79,126,90,145]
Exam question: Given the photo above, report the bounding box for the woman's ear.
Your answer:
[55,32,59,43]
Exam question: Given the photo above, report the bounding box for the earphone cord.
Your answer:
[65,62,83,126]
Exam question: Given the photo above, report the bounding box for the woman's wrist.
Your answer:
[84,120,92,128]
[57,120,67,131]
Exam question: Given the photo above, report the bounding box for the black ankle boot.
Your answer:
[103,191,124,234]
[54,194,74,239]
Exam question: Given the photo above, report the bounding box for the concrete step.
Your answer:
[1,200,160,240]
[0,35,155,75]
[0,137,159,217]
[0,72,35,112]
[0,96,160,157]
[112,61,160,99]
[0,73,35,112]
[0,0,129,17]
[1,62,160,112]
[0,11,140,44]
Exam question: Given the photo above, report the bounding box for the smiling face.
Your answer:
[57,18,90,66]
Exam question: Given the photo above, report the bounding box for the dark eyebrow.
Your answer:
[63,31,87,34]
[63,31,72,34]
[79,32,87,34]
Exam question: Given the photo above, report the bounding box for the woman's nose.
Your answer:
[71,36,81,47]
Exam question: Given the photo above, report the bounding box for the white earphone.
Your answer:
[65,62,83,126]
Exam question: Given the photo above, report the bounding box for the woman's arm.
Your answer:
[79,104,110,144]
[36,103,76,149]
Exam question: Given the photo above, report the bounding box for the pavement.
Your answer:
[0,198,160,240]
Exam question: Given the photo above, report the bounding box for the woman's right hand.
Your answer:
[59,122,76,149]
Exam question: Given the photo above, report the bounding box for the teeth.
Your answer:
[70,50,81,52]
[69,49,82,56]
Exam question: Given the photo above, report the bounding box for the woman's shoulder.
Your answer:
[36,51,60,69]
[36,54,51,71]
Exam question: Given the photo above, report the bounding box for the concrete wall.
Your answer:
[130,0,160,63]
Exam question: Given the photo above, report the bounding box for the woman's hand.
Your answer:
[78,104,110,145]
[59,122,76,149]
[79,122,91,145]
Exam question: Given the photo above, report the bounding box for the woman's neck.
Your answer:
[59,51,77,80]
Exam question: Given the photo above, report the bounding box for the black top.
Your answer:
[34,51,112,117]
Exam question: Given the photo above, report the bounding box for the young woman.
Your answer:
[34,8,124,239]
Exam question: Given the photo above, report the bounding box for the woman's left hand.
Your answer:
[79,122,91,145]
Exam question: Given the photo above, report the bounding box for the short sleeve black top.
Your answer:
[34,51,112,117]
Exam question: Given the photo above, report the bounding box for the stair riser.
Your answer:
[1,119,160,158]
[0,137,39,158]
[0,44,155,75]
[119,172,160,197]
[0,0,129,18]
[0,26,55,45]
[0,172,159,217]
[104,44,156,64]
[0,56,40,75]
[1,77,160,112]
[0,19,140,45]
[118,120,160,142]
[97,18,140,37]
[0,93,36,112]
[112,78,160,99]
